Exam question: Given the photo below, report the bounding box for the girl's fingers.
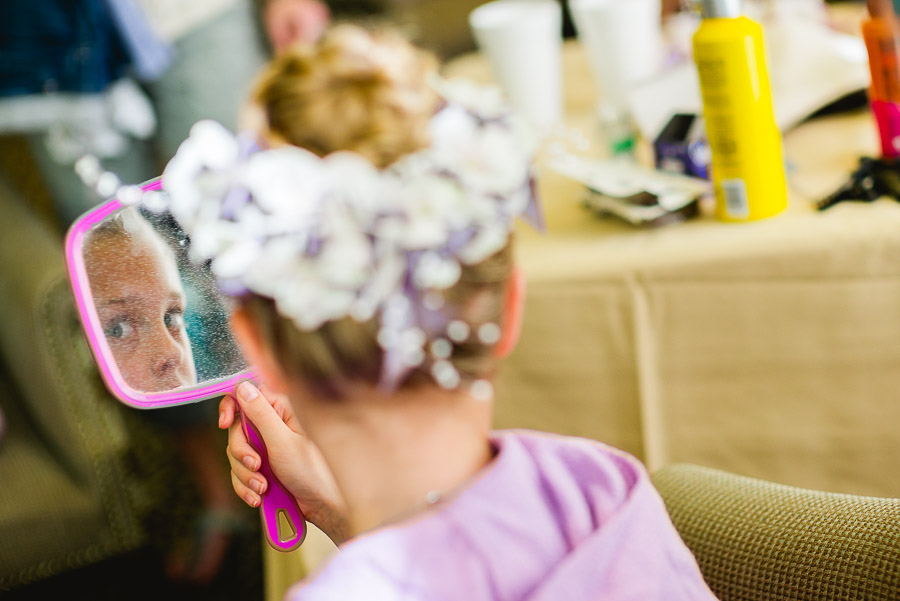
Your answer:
[231,471,261,508]
[258,384,305,434]
[226,443,268,494]
[226,417,260,473]
[234,381,294,448]
[225,394,268,507]
[218,395,237,429]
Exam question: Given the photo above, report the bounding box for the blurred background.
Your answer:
[4,0,899,600]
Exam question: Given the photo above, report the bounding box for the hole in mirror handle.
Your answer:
[241,415,307,552]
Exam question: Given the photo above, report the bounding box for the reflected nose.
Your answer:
[150,324,187,386]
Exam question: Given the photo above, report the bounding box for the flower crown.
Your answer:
[83,78,543,395]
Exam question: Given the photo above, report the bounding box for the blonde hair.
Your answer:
[86,207,155,244]
[243,26,514,398]
[84,208,175,268]
[253,25,438,168]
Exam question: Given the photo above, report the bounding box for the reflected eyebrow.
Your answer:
[100,296,142,307]
[99,292,184,307]
[169,291,186,306]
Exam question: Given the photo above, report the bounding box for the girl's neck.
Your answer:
[302,385,495,539]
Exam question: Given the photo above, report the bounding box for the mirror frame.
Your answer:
[64,177,255,409]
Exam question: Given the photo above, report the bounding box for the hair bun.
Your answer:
[254,25,439,168]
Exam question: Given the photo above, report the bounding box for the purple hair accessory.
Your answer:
[220,136,261,220]
[221,185,251,221]
[237,133,262,156]
[523,175,546,232]
[220,278,251,297]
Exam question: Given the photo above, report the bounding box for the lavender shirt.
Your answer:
[288,430,719,601]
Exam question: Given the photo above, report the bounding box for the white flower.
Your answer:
[162,138,206,226]
[317,202,372,289]
[461,123,529,196]
[414,251,461,290]
[432,77,508,119]
[188,120,240,170]
[358,246,406,315]
[233,203,267,238]
[394,174,467,249]
[506,180,533,217]
[325,151,384,222]
[242,237,305,298]
[415,252,459,290]
[238,147,325,225]
[211,238,262,279]
[458,225,509,264]
[429,106,529,202]
[274,265,356,331]
[163,121,241,228]
[188,221,222,262]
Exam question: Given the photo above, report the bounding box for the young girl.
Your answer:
[162,26,718,600]
[84,208,196,393]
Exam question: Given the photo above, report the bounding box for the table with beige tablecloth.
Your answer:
[264,40,900,601]
[445,40,900,498]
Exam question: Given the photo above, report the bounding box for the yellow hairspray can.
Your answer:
[693,0,788,221]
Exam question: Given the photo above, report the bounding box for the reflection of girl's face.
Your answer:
[86,232,197,393]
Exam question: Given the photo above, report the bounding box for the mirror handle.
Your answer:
[241,415,307,552]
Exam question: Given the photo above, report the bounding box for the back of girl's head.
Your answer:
[242,26,515,398]
[252,25,439,167]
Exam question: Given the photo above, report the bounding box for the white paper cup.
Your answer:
[469,0,563,131]
[569,0,663,114]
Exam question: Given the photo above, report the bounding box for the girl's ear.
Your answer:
[494,265,525,359]
[230,306,290,394]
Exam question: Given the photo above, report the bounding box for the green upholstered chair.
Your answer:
[0,174,150,590]
[0,169,210,593]
[0,131,263,598]
[652,464,900,601]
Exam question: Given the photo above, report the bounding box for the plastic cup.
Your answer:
[569,0,663,113]
[469,0,563,131]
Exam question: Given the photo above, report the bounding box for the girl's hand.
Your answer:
[219,381,350,544]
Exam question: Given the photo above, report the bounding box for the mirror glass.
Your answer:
[70,199,249,403]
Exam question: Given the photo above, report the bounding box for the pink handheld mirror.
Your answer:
[64,178,306,552]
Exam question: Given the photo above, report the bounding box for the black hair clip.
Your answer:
[817,156,900,210]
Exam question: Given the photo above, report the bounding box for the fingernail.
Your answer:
[238,381,259,402]
[251,478,266,495]
[245,493,260,508]
[218,412,225,428]
[243,455,258,471]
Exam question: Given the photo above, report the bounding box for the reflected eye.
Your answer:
[165,309,184,330]
[105,320,134,340]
